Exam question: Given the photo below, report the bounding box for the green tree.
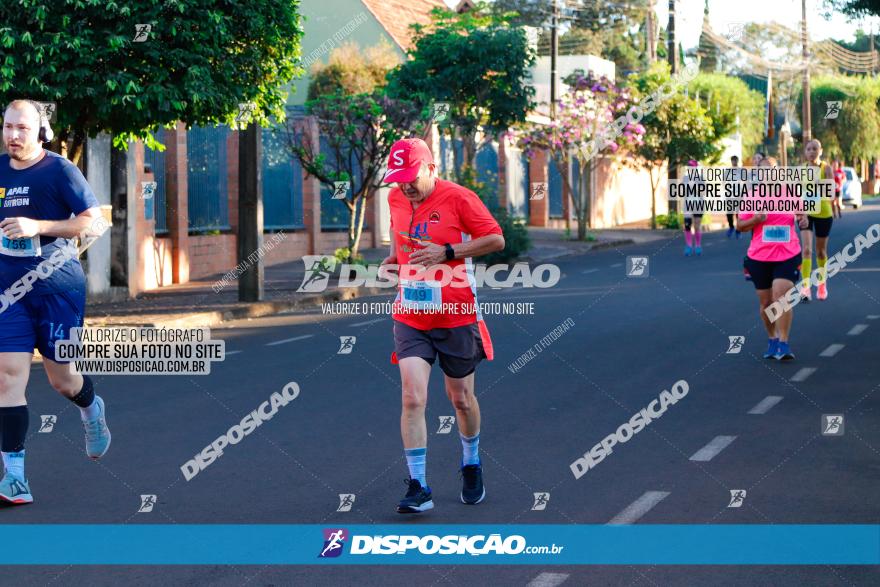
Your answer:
[0,0,303,164]
[282,92,426,261]
[822,0,880,18]
[688,73,766,158]
[629,62,716,229]
[385,6,535,181]
[307,41,399,100]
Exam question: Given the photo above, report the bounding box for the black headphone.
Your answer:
[24,100,54,143]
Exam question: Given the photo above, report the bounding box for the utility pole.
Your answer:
[667,0,678,217]
[801,0,811,143]
[668,0,678,74]
[550,0,559,119]
[238,122,264,302]
[647,0,657,62]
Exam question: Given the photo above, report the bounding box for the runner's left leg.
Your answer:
[0,352,33,504]
[445,372,481,463]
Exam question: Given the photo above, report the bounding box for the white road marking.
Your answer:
[847,324,868,336]
[790,367,817,382]
[224,350,243,355]
[608,491,670,525]
[350,318,386,327]
[867,315,879,320]
[266,334,314,346]
[610,263,623,268]
[748,395,783,415]
[582,268,599,274]
[526,573,570,587]
[819,344,845,358]
[689,435,737,462]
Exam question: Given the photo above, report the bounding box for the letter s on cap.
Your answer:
[392,149,405,167]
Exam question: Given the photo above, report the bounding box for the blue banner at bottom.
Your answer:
[1,525,877,565]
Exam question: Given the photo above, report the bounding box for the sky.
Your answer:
[445,1,880,46]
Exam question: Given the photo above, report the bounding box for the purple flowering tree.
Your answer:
[514,73,644,240]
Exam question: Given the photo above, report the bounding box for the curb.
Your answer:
[85,286,388,329]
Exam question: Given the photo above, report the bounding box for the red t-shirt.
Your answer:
[389,179,502,330]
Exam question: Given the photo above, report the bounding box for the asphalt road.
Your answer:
[3,203,879,586]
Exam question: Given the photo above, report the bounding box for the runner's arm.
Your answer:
[449,234,505,259]
[735,214,765,232]
[0,207,104,240]
[382,233,397,266]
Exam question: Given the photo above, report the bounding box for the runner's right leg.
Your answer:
[771,277,797,360]
[398,356,433,513]
[683,217,694,256]
[755,289,778,358]
[0,352,34,504]
[800,228,814,300]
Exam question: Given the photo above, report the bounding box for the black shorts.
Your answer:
[393,321,486,379]
[805,216,833,238]
[743,254,802,290]
[684,215,703,230]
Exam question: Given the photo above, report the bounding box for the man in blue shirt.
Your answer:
[0,100,111,504]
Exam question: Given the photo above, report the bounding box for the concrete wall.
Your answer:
[590,157,669,228]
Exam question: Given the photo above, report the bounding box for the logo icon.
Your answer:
[524,26,540,52]
[726,336,745,354]
[36,101,56,123]
[133,24,152,42]
[726,23,744,42]
[336,494,356,512]
[319,528,348,558]
[728,489,746,508]
[38,415,56,433]
[0,187,6,200]
[532,492,550,511]
[337,336,356,355]
[429,211,441,224]
[432,102,450,123]
[332,182,349,200]
[141,181,157,200]
[297,256,337,293]
[530,182,547,201]
[824,101,842,120]
[822,414,844,436]
[437,416,455,434]
[138,494,157,513]
[8,478,28,497]
[626,256,649,278]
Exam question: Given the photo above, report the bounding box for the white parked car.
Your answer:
[841,167,863,209]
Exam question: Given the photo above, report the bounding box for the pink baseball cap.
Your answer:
[383,138,434,183]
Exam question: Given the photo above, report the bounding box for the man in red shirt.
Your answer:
[382,138,504,514]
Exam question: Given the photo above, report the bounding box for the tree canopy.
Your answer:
[0,0,304,163]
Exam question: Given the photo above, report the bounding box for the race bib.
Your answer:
[399,279,442,311]
[762,225,791,243]
[0,235,41,257]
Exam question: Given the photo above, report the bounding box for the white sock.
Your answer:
[79,396,101,422]
[2,450,25,480]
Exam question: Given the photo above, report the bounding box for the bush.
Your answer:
[334,247,366,266]
[455,166,532,263]
[656,213,683,230]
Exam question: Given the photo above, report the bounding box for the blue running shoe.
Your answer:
[763,338,779,359]
[695,246,702,256]
[0,474,32,505]
[83,396,111,459]
[684,245,693,257]
[774,341,795,361]
[397,478,433,514]
[460,464,486,505]
[726,227,735,238]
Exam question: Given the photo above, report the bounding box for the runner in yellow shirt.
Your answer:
[799,140,838,301]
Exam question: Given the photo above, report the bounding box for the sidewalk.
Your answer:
[84,224,687,328]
